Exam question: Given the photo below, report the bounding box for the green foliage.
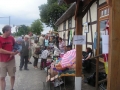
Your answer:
[39,0,69,31]
[17,25,31,36]
[31,19,43,35]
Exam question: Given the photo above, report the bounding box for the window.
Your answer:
[98,6,109,54]
[68,18,72,29]
[100,6,109,18]
[63,21,66,30]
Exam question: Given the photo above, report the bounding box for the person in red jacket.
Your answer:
[0,25,18,90]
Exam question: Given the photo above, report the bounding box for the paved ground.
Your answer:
[4,54,96,90]
[5,55,46,90]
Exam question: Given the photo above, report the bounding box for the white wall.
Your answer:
[58,1,106,50]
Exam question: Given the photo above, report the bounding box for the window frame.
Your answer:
[98,5,109,55]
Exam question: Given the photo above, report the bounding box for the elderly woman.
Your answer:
[33,40,40,69]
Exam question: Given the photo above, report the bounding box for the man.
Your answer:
[39,34,44,46]
[19,35,30,70]
[0,25,18,90]
[27,32,33,64]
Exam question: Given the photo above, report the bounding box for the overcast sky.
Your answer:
[0,0,50,34]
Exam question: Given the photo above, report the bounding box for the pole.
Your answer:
[75,1,82,90]
[9,16,10,25]
[107,0,120,90]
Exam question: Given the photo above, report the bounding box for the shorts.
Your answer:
[0,59,16,77]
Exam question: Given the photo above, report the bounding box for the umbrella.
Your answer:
[60,49,76,68]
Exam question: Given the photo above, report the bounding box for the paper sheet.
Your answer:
[73,35,86,45]
[102,35,109,53]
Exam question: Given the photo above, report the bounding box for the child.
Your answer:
[40,46,50,70]
[10,37,23,58]
[13,37,23,52]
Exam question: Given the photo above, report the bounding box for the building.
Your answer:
[55,0,109,54]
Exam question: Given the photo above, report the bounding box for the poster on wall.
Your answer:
[102,35,109,53]
[73,35,86,45]
[83,22,89,33]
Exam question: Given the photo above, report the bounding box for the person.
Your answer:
[58,37,66,53]
[65,45,72,53]
[39,34,44,46]
[43,35,49,47]
[13,37,23,52]
[26,32,33,64]
[55,34,59,48]
[82,47,92,60]
[49,36,54,48]
[0,25,18,90]
[19,35,30,71]
[47,49,76,83]
[40,46,50,70]
[82,47,92,72]
[33,40,40,69]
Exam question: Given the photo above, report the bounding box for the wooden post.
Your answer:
[107,0,120,90]
[75,9,82,77]
[75,1,83,90]
[96,0,99,90]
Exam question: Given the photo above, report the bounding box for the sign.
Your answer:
[73,35,86,45]
[83,22,89,33]
[102,35,109,53]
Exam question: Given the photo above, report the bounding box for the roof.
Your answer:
[55,0,97,26]
[55,2,76,26]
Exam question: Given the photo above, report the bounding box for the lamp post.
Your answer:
[0,16,10,25]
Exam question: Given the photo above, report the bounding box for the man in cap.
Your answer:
[19,35,30,70]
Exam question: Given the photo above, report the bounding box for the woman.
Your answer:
[82,47,92,72]
[49,36,54,47]
[58,37,65,53]
[33,40,40,69]
[82,47,92,60]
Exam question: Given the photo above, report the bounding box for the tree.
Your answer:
[31,19,43,35]
[17,25,31,36]
[39,0,69,31]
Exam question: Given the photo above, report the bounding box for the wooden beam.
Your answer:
[107,0,120,90]
[82,0,96,18]
[96,0,99,90]
[75,1,82,77]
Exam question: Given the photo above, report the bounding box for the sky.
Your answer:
[0,0,50,34]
